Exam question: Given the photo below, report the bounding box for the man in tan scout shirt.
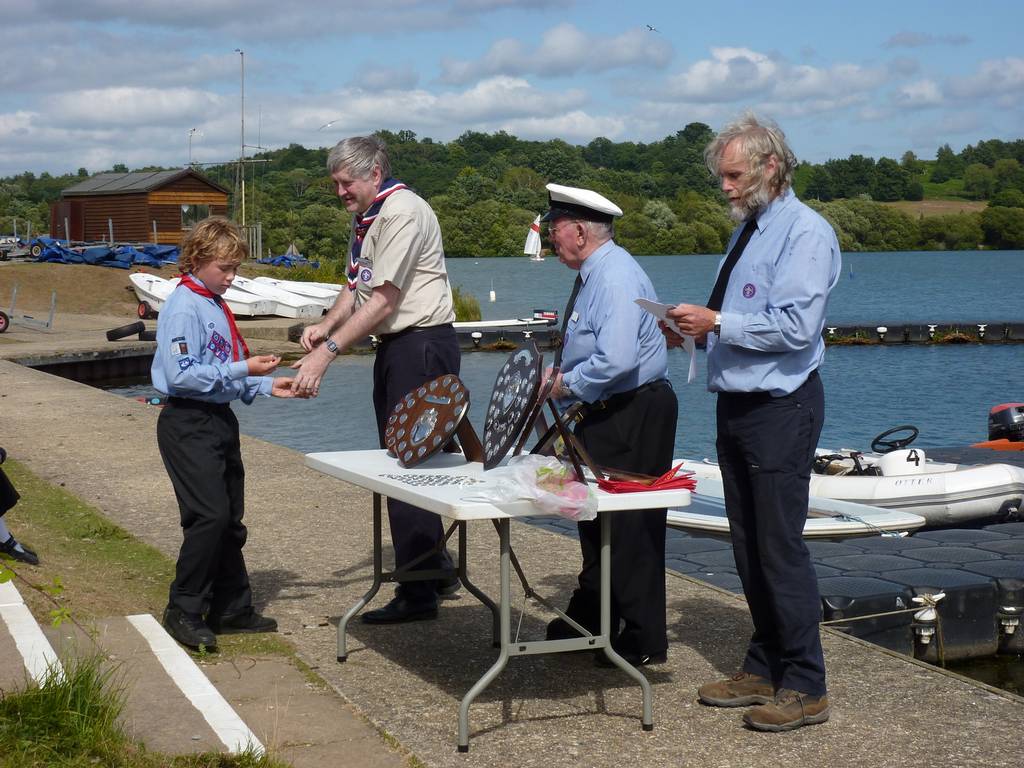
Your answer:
[292,135,460,622]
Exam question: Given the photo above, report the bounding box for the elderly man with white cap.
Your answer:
[542,183,677,667]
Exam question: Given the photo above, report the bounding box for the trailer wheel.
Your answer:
[106,321,145,341]
[0,311,8,333]
[137,300,155,319]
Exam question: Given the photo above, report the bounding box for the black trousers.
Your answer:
[716,371,827,697]
[0,467,19,517]
[158,399,252,618]
[373,324,460,602]
[565,380,677,656]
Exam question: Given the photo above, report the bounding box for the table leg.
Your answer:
[337,493,384,662]
[456,521,500,646]
[457,518,511,752]
[596,510,654,731]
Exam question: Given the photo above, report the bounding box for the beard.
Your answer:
[728,184,773,222]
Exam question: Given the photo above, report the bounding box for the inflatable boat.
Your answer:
[811,424,1024,526]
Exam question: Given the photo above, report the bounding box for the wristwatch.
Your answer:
[713,312,722,335]
[325,339,340,355]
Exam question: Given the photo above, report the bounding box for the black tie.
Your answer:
[553,273,583,369]
[707,218,757,311]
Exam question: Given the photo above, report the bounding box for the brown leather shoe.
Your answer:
[698,671,773,707]
[742,688,831,732]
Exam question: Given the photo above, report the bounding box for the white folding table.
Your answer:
[305,448,690,751]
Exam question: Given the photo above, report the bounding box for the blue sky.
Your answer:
[2,1,1020,177]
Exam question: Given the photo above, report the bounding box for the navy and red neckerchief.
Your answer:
[347,177,407,291]
[178,273,250,362]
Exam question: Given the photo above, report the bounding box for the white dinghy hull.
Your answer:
[667,460,927,538]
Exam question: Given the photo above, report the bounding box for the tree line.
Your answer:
[2,128,1023,258]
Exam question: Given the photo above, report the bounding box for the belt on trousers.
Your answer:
[719,369,820,403]
[377,323,453,343]
[166,396,231,411]
[577,378,670,419]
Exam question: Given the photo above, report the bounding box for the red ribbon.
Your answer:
[596,461,696,494]
[178,274,250,362]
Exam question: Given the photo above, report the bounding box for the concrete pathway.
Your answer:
[1,578,404,767]
[2,357,1023,768]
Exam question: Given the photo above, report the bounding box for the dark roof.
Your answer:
[61,169,230,197]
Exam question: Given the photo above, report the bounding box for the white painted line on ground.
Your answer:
[126,613,264,756]
[0,579,65,684]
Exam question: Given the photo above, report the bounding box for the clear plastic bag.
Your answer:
[469,454,597,521]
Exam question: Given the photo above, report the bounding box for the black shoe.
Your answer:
[362,595,438,624]
[0,536,39,566]
[595,649,667,668]
[207,608,278,635]
[163,606,217,651]
[437,575,461,597]
[546,616,597,641]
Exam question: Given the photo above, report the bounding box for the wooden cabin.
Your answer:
[50,170,230,245]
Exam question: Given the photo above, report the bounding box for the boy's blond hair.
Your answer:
[178,216,249,273]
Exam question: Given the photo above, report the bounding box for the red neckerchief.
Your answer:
[178,273,250,361]
[596,462,697,494]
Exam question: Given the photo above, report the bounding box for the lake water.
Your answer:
[106,250,1024,460]
[103,250,1024,690]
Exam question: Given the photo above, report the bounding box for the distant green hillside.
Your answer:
[2,129,1023,256]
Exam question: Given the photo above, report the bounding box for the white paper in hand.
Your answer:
[635,298,697,384]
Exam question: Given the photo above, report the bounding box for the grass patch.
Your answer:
[881,199,986,217]
[451,284,481,322]
[0,460,294,665]
[0,655,290,768]
[262,262,346,285]
[920,178,969,199]
[0,460,313,765]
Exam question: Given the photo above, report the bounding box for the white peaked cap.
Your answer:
[541,183,623,223]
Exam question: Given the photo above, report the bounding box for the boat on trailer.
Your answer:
[229,275,324,319]
[252,276,341,311]
[128,273,276,318]
[667,460,926,538]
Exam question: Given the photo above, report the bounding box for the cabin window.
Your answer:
[181,204,210,230]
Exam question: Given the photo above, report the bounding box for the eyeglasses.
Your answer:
[546,221,578,239]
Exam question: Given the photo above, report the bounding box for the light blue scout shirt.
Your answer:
[151,278,272,404]
[560,240,668,404]
[707,188,842,397]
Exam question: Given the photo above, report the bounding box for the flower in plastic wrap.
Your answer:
[471,454,597,521]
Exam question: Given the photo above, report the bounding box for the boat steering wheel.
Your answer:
[870,425,919,453]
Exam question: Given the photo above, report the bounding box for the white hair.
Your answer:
[705,112,797,218]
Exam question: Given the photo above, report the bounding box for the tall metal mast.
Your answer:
[235,48,245,226]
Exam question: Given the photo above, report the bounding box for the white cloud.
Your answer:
[893,79,944,108]
[947,57,1024,101]
[663,47,886,107]
[49,87,223,126]
[498,112,631,144]
[7,0,556,38]
[440,23,672,84]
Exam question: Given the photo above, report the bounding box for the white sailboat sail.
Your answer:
[524,215,543,261]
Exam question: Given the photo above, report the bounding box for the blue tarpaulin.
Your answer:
[141,244,179,263]
[33,240,169,269]
[257,253,320,268]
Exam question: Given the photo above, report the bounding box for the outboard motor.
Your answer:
[989,403,1024,442]
[877,448,927,476]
